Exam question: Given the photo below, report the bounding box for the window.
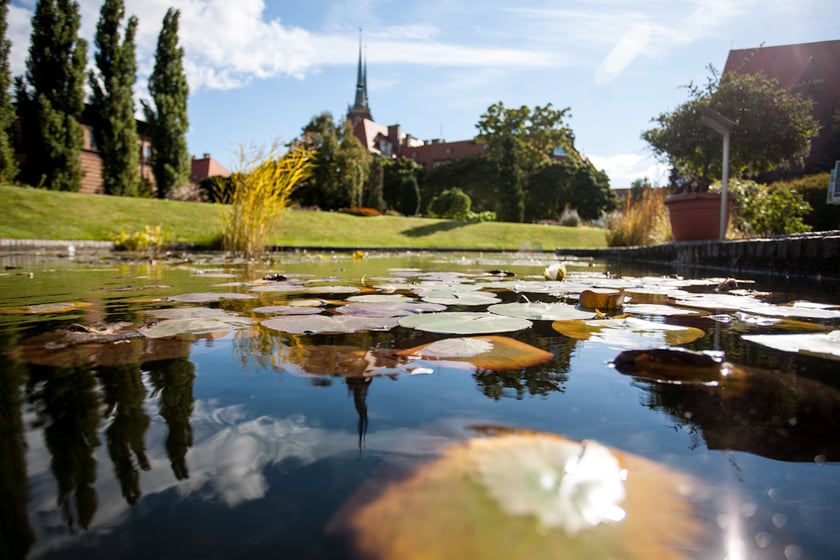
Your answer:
[88,130,97,152]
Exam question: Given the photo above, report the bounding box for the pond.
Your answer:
[1,250,839,559]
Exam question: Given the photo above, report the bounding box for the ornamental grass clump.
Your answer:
[221,144,313,258]
[605,188,671,247]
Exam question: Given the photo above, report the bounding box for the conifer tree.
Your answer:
[20,0,87,191]
[89,0,139,196]
[142,8,189,198]
[0,0,17,182]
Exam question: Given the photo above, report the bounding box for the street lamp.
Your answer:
[699,107,736,240]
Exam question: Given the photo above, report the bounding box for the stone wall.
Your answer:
[557,231,840,282]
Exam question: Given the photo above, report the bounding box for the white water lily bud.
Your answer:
[544,262,567,281]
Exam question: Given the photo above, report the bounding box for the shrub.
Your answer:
[221,144,314,258]
[767,173,840,231]
[465,210,496,223]
[559,206,580,227]
[339,207,381,217]
[605,188,671,246]
[428,187,472,219]
[726,180,812,236]
[113,224,168,254]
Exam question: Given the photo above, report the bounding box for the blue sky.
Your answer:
[7,0,839,187]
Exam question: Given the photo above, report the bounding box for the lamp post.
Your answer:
[699,107,736,240]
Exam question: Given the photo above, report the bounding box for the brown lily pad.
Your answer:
[551,317,705,347]
[579,289,625,310]
[396,336,554,370]
[329,429,707,559]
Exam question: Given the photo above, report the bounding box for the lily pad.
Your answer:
[551,317,705,347]
[742,330,840,361]
[146,307,234,320]
[623,303,700,316]
[1,301,93,315]
[262,314,399,334]
[396,336,554,370]
[345,294,414,303]
[412,283,501,306]
[399,312,532,335]
[250,305,323,315]
[329,429,706,559]
[304,285,362,295]
[487,301,594,321]
[335,301,446,318]
[139,316,253,339]
[166,292,258,303]
[674,294,840,320]
[579,289,625,310]
[613,348,725,384]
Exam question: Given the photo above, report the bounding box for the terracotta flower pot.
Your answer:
[664,192,732,241]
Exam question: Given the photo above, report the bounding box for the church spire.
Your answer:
[348,30,372,125]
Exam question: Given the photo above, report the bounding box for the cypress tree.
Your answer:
[89,0,139,196]
[142,8,189,199]
[21,0,87,191]
[0,0,17,182]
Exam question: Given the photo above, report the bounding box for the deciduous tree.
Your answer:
[642,67,820,191]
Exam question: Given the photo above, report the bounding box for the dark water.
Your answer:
[1,251,839,559]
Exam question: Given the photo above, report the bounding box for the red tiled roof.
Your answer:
[723,40,840,99]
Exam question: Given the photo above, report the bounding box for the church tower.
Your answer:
[347,34,372,126]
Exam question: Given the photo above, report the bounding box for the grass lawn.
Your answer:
[0,184,607,250]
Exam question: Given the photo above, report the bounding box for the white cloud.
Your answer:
[594,24,651,84]
[589,152,669,188]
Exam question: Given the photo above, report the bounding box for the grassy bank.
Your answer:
[0,184,607,250]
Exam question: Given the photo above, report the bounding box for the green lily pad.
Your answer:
[742,330,840,360]
[487,302,594,321]
[146,307,234,319]
[396,336,554,370]
[335,301,446,318]
[399,312,532,334]
[166,292,258,303]
[674,294,840,319]
[139,316,253,339]
[329,429,706,559]
[0,301,94,315]
[250,305,323,315]
[551,317,705,347]
[412,283,501,306]
[346,294,414,303]
[623,304,700,316]
[262,314,399,334]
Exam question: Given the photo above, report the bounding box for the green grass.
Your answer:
[0,184,607,250]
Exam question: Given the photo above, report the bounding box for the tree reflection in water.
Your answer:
[147,358,196,480]
[97,363,151,504]
[624,360,840,462]
[0,352,35,560]
[27,363,101,531]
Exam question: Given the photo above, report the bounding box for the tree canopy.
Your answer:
[476,102,575,175]
[642,68,820,191]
